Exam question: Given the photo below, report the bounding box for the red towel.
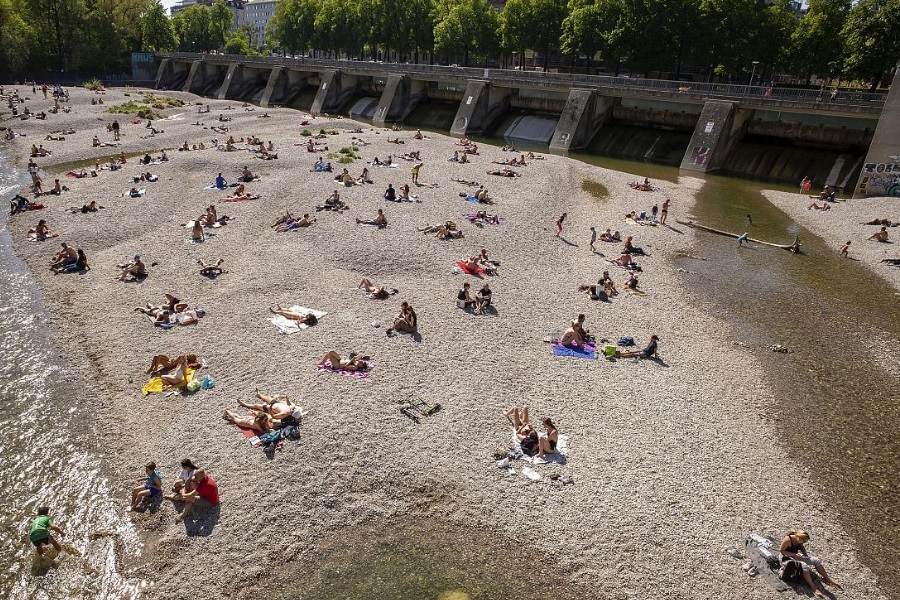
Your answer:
[456,260,485,276]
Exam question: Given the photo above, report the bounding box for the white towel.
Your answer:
[511,430,569,465]
[269,306,327,334]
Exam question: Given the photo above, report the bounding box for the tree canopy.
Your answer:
[1,0,898,89]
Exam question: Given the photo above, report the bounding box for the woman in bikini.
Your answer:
[386,302,417,336]
[458,282,476,309]
[222,408,274,433]
[238,389,302,421]
[269,304,318,326]
[536,418,558,458]
[317,351,370,372]
[358,278,392,299]
[779,529,841,597]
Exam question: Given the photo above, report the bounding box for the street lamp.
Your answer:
[749,60,760,91]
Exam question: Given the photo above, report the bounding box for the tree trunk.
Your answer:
[870,71,882,92]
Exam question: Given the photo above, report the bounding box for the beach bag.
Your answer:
[617,336,635,347]
[604,344,618,357]
[260,430,282,447]
[186,379,201,393]
[779,561,803,583]
[281,425,301,440]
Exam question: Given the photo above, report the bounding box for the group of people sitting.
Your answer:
[317,190,349,212]
[383,183,415,202]
[135,293,205,327]
[629,177,654,191]
[493,155,526,167]
[508,405,558,460]
[449,150,469,163]
[461,248,499,275]
[579,270,619,301]
[457,281,492,314]
[273,213,316,232]
[49,242,88,274]
[310,158,333,172]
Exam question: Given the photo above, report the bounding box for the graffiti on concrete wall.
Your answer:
[857,162,900,197]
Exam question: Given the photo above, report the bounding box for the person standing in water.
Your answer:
[29,506,64,555]
[556,212,566,239]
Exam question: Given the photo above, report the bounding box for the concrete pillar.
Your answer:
[549,89,615,153]
[854,65,900,198]
[680,100,750,173]
[310,70,359,114]
[259,67,284,108]
[450,80,511,137]
[372,76,426,126]
[216,63,243,100]
[155,58,172,90]
[182,61,204,94]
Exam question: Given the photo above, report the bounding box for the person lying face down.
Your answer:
[317,350,370,372]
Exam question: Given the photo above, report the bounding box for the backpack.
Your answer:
[779,561,803,583]
[260,430,282,447]
[617,336,635,347]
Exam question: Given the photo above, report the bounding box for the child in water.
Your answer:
[29,506,64,555]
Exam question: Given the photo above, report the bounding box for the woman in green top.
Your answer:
[29,506,64,555]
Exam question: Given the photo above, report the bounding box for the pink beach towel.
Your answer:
[314,362,371,379]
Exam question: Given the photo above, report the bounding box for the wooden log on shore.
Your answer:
[676,219,802,253]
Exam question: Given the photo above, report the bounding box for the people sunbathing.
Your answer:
[629,177,654,191]
[472,211,500,224]
[238,389,304,423]
[559,314,592,348]
[223,409,274,434]
[486,168,519,177]
[269,304,319,326]
[50,244,89,274]
[317,351,370,372]
[135,297,204,327]
[191,220,205,241]
[599,228,621,242]
[610,253,641,270]
[807,201,832,211]
[356,209,387,227]
[506,406,558,458]
[357,278,395,299]
[622,236,647,255]
[273,214,316,232]
[198,258,224,277]
[386,301,417,336]
[869,226,889,242]
[115,255,147,282]
[421,221,464,239]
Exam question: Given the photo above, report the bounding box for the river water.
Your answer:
[0,155,143,599]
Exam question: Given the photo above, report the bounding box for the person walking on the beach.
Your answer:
[651,204,658,221]
[29,506,64,555]
[112,120,120,141]
[411,162,423,185]
[556,212,566,238]
[589,226,597,252]
[659,199,669,224]
[840,241,851,257]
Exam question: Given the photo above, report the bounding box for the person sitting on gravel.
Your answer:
[457,281,477,310]
[29,219,55,240]
[191,220,205,241]
[49,242,78,271]
[623,236,647,256]
[269,304,319,326]
[610,253,641,270]
[170,467,219,524]
[474,283,492,314]
[52,248,88,274]
[317,351,370,372]
[386,301,417,337]
[198,258,224,277]
[383,184,397,201]
[358,278,395,299]
[116,255,147,282]
[473,210,500,224]
[868,226,889,242]
[623,272,639,291]
[617,335,659,359]
[356,209,387,228]
[239,166,256,182]
[559,314,592,348]
[599,228,621,242]
[778,529,842,598]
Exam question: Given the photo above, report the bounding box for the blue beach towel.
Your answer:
[552,342,597,359]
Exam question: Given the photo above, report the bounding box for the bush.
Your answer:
[300,129,312,137]
[83,78,104,91]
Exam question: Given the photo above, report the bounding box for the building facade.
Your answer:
[244,0,279,50]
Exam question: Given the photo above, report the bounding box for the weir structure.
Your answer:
[154,53,900,197]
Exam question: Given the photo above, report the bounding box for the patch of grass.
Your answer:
[83,78,103,90]
[319,128,339,135]
[581,179,609,200]
[337,156,354,164]
[300,129,312,137]
[106,93,184,120]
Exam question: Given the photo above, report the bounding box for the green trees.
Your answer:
[841,0,900,89]
[142,0,178,52]
[1,0,898,86]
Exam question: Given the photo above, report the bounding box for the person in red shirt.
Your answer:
[174,468,219,523]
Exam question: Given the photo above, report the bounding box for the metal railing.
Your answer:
[157,52,887,113]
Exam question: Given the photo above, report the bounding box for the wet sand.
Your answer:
[1,86,888,599]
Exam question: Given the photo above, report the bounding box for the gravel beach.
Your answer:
[763,190,900,292]
[1,86,889,600]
